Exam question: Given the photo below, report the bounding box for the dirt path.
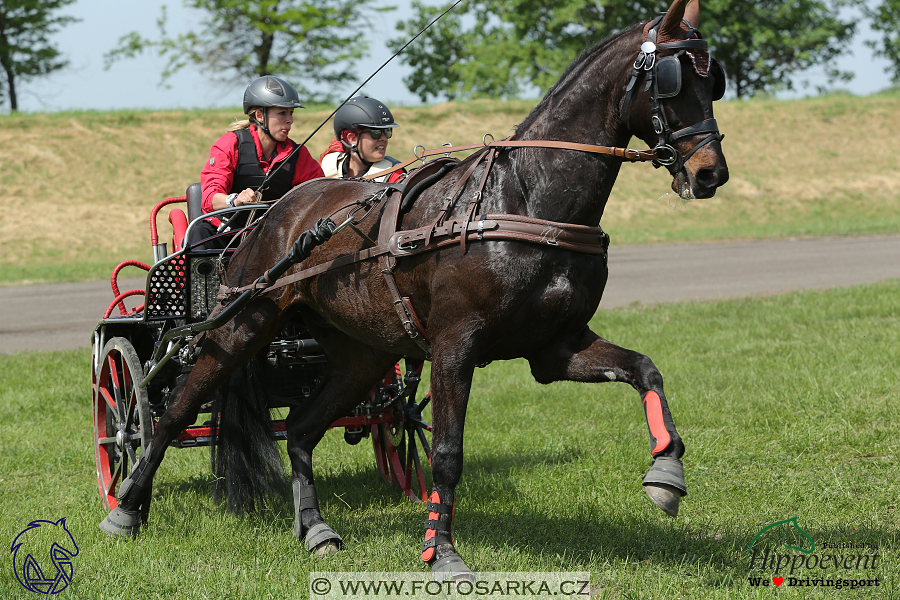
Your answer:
[2,235,898,354]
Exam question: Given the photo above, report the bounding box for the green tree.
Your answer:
[391,0,665,102]
[0,0,78,112]
[104,0,391,102]
[702,0,860,98]
[865,0,900,84]
[392,0,860,101]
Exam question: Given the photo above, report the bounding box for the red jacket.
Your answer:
[200,126,324,226]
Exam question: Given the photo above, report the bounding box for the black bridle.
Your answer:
[622,19,725,176]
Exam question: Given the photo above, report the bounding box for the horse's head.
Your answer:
[624,0,729,199]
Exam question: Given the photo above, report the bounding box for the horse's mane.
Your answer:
[516,22,645,136]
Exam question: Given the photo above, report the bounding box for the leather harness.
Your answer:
[217,147,613,358]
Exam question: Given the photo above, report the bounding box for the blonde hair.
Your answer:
[225,107,264,132]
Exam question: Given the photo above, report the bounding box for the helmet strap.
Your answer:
[345,132,374,170]
[352,144,375,169]
[252,108,276,143]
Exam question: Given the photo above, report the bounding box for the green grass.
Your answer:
[1,281,897,598]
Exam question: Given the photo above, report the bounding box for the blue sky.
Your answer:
[13,0,895,114]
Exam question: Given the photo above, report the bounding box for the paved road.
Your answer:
[2,235,898,354]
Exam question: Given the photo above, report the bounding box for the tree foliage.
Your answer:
[392,0,860,101]
[0,0,78,112]
[104,0,391,102]
[865,0,900,84]
[701,0,860,98]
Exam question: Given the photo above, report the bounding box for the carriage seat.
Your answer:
[186,182,203,223]
[167,183,203,252]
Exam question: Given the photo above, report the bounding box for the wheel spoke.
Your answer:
[415,424,432,464]
[124,442,137,468]
[99,387,118,414]
[106,454,123,498]
[107,354,126,423]
[408,436,428,501]
[123,389,137,431]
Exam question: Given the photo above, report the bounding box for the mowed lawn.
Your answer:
[1,281,897,599]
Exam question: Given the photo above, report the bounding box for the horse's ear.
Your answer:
[684,0,700,29]
[660,0,687,38]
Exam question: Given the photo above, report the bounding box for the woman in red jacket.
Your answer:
[190,75,325,249]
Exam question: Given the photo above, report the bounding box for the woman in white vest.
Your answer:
[319,96,404,183]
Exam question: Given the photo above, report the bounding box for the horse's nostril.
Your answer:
[696,167,719,189]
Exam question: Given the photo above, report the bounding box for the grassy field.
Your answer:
[1,91,899,285]
[1,281,897,599]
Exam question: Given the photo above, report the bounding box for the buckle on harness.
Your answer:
[397,236,422,251]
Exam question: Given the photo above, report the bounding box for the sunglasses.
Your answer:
[365,128,393,140]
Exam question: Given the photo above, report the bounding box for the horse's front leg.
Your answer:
[98,300,282,538]
[420,347,476,579]
[527,326,687,516]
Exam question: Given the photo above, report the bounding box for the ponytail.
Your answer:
[319,137,345,163]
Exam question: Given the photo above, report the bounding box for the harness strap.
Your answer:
[424,148,490,247]
[377,190,433,358]
[366,139,656,182]
[461,147,499,254]
[216,215,609,301]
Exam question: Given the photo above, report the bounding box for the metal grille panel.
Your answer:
[146,257,187,318]
[190,257,224,318]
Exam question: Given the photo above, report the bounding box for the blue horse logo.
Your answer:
[11,518,80,594]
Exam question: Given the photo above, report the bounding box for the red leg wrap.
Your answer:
[643,390,671,456]
[421,489,453,563]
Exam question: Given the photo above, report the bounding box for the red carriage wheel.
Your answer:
[372,364,433,502]
[93,337,154,511]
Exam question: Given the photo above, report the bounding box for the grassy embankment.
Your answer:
[1,280,897,599]
[1,91,899,285]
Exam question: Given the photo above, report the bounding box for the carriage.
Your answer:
[90,185,435,514]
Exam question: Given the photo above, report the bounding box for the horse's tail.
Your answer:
[210,352,288,514]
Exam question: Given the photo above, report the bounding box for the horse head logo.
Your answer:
[748,516,815,557]
[11,518,80,594]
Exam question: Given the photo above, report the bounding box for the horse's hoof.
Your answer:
[98,506,142,539]
[431,553,475,583]
[304,523,343,555]
[312,540,341,557]
[643,483,682,517]
[642,456,687,517]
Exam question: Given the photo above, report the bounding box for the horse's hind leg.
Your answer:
[527,326,687,517]
[285,325,399,555]
[99,300,283,538]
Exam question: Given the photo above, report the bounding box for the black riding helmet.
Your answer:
[243,76,305,140]
[333,96,398,154]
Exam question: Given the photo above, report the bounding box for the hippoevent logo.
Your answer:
[746,517,880,590]
[10,518,79,594]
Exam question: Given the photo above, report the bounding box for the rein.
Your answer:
[363,138,660,182]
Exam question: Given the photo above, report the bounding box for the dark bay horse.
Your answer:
[101,0,729,576]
